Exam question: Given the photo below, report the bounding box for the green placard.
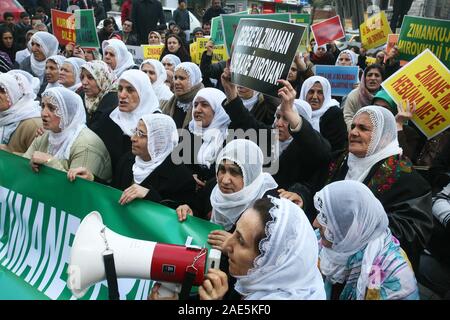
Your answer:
[211,11,249,46]
[75,9,100,48]
[0,150,222,299]
[398,15,450,69]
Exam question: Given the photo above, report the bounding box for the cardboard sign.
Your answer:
[74,9,100,48]
[210,16,224,45]
[222,13,291,55]
[382,49,450,139]
[310,15,345,47]
[230,19,306,97]
[384,34,407,66]
[127,45,144,65]
[314,65,359,96]
[398,15,450,69]
[51,9,76,45]
[360,11,392,49]
[141,44,164,60]
[190,39,229,65]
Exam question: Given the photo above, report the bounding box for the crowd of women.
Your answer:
[0,14,449,301]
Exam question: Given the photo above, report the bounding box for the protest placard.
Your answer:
[222,13,291,55]
[360,11,391,49]
[314,65,359,96]
[310,15,345,47]
[142,44,164,60]
[127,45,144,65]
[210,11,248,46]
[398,15,450,69]
[74,9,100,48]
[51,9,75,45]
[382,49,450,139]
[384,34,408,66]
[230,19,305,97]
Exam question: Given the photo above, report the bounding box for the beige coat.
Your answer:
[5,118,42,154]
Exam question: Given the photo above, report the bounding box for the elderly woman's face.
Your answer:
[223,208,262,276]
[365,69,383,93]
[31,41,46,61]
[217,160,244,194]
[118,79,140,112]
[141,63,157,84]
[348,112,373,158]
[41,100,62,133]
[104,48,117,70]
[237,86,254,100]
[80,69,101,98]
[312,218,333,248]
[162,58,175,72]
[287,62,298,82]
[337,53,352,66]
[45,60,59,84]
[305,82,324,111]
[174,69,191,96]
[131,120,151,161]
[59,63,76,87]
[193,97,214,128]
[0,87,11,112]
[274,110,291,142]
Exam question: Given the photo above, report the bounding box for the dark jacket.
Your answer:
[132,0,166,45]
[173,8,190,31]
[319,106,348,152]
[80,91,118,134]
[202,7,225,24]
[200,51,225,90]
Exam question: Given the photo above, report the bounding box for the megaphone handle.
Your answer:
[103,252,120,300]
[179,268,196,300]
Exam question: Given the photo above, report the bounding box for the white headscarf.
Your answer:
[45,55,66,89]
[140,59,173,101]
[210,139,278,231]
[299,76,340,132]
[335,49,358,66]
[109,69,161,137]
[29,32,59,82]
[0,73,41,144]
[346,105,403,182]
[241,91,259,111]
[174,62,202,87]
[314,180,390,299]
[42,87,87,160]
[132,114,179,184]
[61,57,86,92]
[161,54,181,69]
[188,88,230,168]
[235,196,326,300]
[313,43,327,54]
[102,39,135,78]
[7,69,41,95]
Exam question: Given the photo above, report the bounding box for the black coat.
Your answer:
[113,152,196,209]
[132,0,166,45]
[319,106,348,152]
[80,91,118,134]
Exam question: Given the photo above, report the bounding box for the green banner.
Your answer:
[210,16,224,45]
[222,13,291,56]
[0,150,221,300]
[398,15,450,69]
[75,9,100,48]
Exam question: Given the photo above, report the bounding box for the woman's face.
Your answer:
[315,46,326,57]
[193,97,214,128]
[173,26,181,34]
[337,53,352,66]
[348,112,373,158]
[59,63,76,87]
[118,79,140,112]
[148,32,160,45]
[237,86,254,100]
[41,100,62,133]
[0,87,11,111]
[80,69,101,98]
[162,59,175,72]
[131,120,151,161]
[365,68,383,93]
[217,160,244,194]
[274,110,291,142]
[2,31,13,49]
[305,82,324,111]
[45,60,59,84]
[141,63,157,84]
[85,51,95,62]
[287,63,298,82]
[223,208,262,276]
[312,218,333,248]
[103,48,117,70]
[174,69,191,95]
[31,40,46,61]
[167,36,181,53]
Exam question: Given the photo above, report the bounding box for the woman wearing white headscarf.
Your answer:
[161,62,204,129]
[45,55,66,89]
[19,32,59,84]
[102,39,136,78]
[140,59,173,103]
[299,75,348,151]
[313,180,419,300]
[23,87,112,181]
[317,105,433,272]
[59,57,86,93]
[0,72,42,154]
[335,49,358,66]
[95,69,160,172]
[309,43,335,65]
[161,53,181,72]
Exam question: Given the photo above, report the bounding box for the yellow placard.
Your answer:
[212,44,228,64]
[190,42,198,64]
[360,11,392,49]
[365,56,377,65]
[382,49,450,139]
[141,44,164,60]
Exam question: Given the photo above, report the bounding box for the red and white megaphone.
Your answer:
[67,211,221,299]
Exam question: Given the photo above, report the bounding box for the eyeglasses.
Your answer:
[131,128,147,138]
